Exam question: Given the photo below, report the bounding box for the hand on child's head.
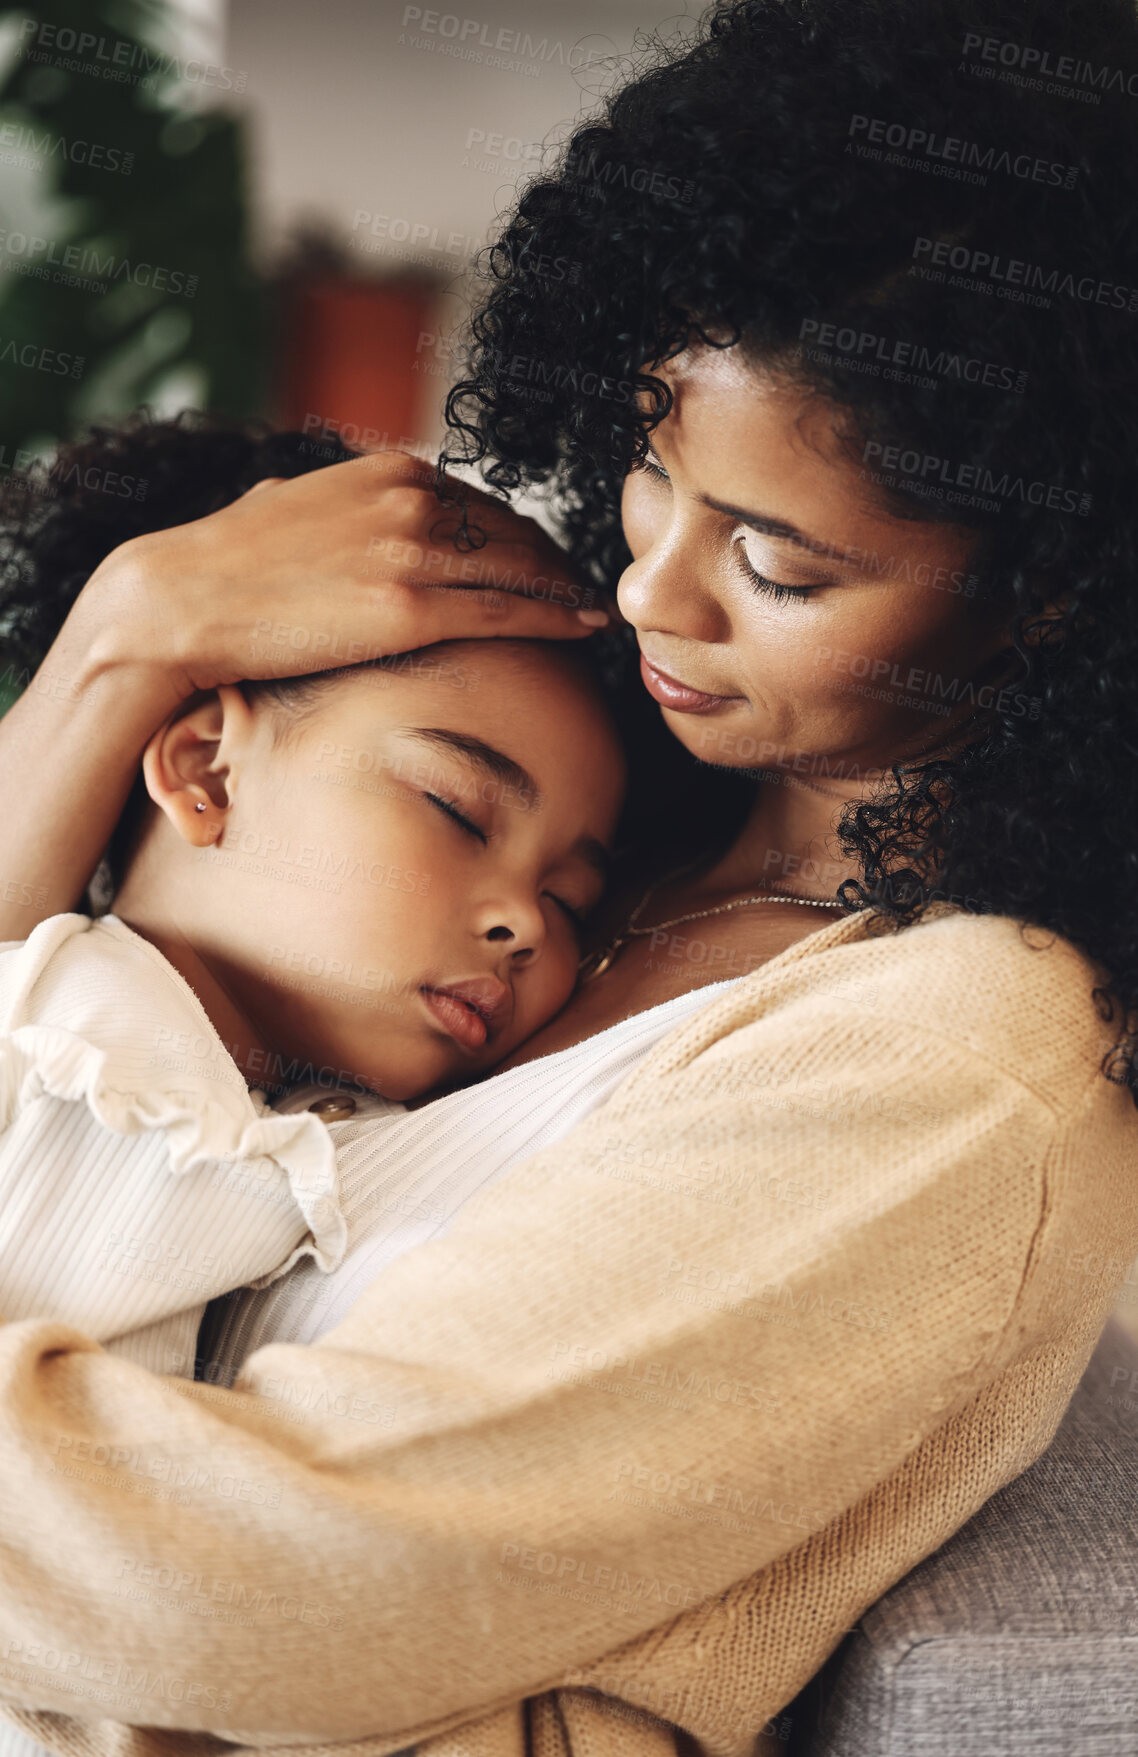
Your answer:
[121,639,626,1100]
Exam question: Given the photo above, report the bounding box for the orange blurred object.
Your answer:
[276,275,441,449]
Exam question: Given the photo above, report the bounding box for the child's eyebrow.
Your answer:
[400,729,611,876]
[400,727,540,805]
[573,835,611,882]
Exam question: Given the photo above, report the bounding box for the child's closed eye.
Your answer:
[546,894,587,932]
[424,793,488,844]
[427,790,597,935]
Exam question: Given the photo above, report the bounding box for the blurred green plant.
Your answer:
[0,0,266,478]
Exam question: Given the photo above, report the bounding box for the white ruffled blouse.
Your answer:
[0,913,376,1377]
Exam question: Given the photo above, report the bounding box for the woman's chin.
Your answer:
[659,701,759,766]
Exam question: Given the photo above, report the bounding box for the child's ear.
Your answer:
[141,685,253,848]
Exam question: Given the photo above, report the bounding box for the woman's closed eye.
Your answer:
[734,530,820,603]
[634,446,820,602]
[635,448,670,485]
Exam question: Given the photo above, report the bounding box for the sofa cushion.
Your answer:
[790,1317,1138,1755]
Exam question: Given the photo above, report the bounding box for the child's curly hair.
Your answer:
[0,413,362,885]
[0,414,619,892]
[0,414,358,680]
[439,0,1138,1099]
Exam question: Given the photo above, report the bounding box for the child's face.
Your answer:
[144,642,625,1100]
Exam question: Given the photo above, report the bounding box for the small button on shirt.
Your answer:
[308,1094,360,1122]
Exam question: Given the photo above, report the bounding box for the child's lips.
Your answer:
[419,977,513,1052]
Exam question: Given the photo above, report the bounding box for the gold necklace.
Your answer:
[578,865,848,982]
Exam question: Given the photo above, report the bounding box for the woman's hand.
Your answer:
[0,450,609,939]
[86,451,609,711]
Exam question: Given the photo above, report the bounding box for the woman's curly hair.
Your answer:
[439,0,1138,1099]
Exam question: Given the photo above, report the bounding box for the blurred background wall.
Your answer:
[0,0,685,482]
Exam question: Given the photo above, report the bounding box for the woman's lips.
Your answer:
[639,652,741,715]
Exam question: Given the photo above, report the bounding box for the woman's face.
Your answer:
[618,344,1020,783]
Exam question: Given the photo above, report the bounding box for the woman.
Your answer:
[0,0,1136,1752]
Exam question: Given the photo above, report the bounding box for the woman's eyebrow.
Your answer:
[701,497,863,565]
[401,727,540,803]
[644,438,861,566]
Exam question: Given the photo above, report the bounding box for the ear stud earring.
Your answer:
[194,801,207,813]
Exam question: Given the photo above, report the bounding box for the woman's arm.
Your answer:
[0,594,178,934]
[0,920,1114,1752]
[0,452,605,941]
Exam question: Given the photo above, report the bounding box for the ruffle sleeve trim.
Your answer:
[0,1022,348,1275]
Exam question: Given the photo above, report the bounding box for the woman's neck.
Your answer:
[682,768,862,903]
[691,703,988,904]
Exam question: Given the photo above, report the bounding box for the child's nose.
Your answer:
[485,924,536,966]
[483,903,544,964]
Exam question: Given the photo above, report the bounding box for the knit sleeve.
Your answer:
[0,994,1075,1752]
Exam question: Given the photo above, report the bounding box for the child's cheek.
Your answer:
[536,946,579,1027]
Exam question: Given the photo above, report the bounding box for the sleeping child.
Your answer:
[0,418,625,1378]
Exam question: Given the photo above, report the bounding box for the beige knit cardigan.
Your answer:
[0,900,1135,1757]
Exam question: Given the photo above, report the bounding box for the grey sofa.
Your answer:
[785,1316,1138,1756]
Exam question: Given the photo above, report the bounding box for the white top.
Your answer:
[0,910,739,1390]
[0,913,369,1376]
[202,972,744,1380]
